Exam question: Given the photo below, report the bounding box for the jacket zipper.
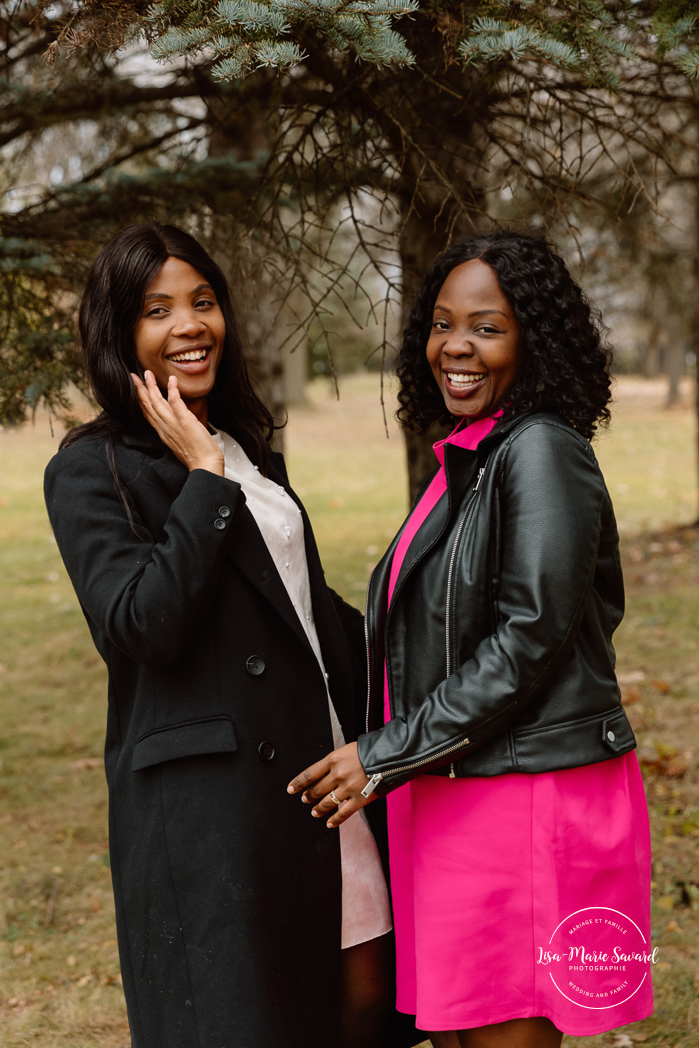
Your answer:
[362,462,488,797]
[446,464,487,776]
[361,735,470,798]
[364,571,374,734]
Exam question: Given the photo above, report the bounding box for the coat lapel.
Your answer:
[386,443,482,612]
[123,432,314,654]
[224,454,314,655]
[225,508,314,654]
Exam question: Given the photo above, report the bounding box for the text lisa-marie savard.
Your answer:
[537,945,659,969]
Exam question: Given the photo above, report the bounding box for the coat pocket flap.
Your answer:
[132,716,237,771]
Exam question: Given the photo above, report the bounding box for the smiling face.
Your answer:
[133,257,226,418]
[426,259,521,421]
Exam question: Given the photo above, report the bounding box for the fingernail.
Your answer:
[287,785,294,794]
[301,795,309,804]
[311,810,320,818]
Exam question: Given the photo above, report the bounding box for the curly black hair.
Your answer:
[396,231,612,440]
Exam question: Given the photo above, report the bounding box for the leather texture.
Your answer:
[357,412,635,796]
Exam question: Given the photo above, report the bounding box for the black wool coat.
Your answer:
[44,427,370,1048]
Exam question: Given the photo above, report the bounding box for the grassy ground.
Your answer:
[1,373,698,1047]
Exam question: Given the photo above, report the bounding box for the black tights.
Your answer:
[429,1017,563,1048]
[340,932,392,1048]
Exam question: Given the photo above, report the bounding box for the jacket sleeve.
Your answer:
[327,589,365,664]
[44,442,245,668]
[357,421,608,793]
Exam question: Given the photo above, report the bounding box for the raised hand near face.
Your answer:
[131,371,224,476]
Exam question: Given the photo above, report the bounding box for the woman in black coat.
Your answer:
[44,223,396,1048]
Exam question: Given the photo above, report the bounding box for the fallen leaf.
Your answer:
[71,757,102,770]
[67,955,76,967]
[650,679,671,693]
[76,973,94,987]
[618,670,646,685]
[12,839,27,850]
[621,684,642,705]
[13,943,25,955]
[638,744,688,778]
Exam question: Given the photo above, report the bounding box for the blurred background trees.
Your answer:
[2,0,699,500]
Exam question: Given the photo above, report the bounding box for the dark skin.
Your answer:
[131,257,391,1048]
[289,260,563,1048]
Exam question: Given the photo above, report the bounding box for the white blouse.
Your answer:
[212,429,392,949]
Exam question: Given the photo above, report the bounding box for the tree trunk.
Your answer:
[693,166,699,521]
[398,203,453,504]
[204,83,288,450]
[665,337,683,408]
[644,322,661,378]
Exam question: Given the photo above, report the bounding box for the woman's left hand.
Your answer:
[287,741,373,828]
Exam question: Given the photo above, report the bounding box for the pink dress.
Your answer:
[384,417,653,1035]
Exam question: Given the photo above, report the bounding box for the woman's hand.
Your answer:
[287,741,373,828]
[131,371,224,475]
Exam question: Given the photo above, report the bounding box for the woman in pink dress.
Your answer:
[289,232,652,1048]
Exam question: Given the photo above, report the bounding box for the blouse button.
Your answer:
[607,730,616,742]
[213,518,226,530]
[218,506,231,518]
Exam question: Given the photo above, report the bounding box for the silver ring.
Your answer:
[329,790,340,805]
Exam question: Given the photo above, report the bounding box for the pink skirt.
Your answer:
[387,752,653,1035]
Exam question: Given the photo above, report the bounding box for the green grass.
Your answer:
[1,373,699,1047]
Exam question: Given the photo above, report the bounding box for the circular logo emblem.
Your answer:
[537,906,656,1009]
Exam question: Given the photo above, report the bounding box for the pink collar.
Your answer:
[433,410,503,466]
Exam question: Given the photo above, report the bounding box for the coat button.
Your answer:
[258,740,275,761]
[214,518,226,530]
[607,730,616,742]
[246,655,265,675]
[218,505,231,518]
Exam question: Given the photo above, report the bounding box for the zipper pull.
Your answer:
[361,773,383,799]
[473,466,486,492]
[449,763,456,778]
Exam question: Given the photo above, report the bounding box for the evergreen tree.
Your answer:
[4,0,693,492]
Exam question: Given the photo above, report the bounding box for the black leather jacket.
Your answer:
[357,412,635,798]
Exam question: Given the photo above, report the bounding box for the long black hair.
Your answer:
[61,223,276,470]
[396,231,612,440]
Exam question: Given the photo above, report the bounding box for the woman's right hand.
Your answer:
[131,371,224,476]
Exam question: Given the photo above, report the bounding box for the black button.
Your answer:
[258,740,275,761]
[214,518,226,530]
[246,655,265,676]
[218,505,231,518]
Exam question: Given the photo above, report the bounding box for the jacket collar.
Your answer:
[478,409,567,447]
